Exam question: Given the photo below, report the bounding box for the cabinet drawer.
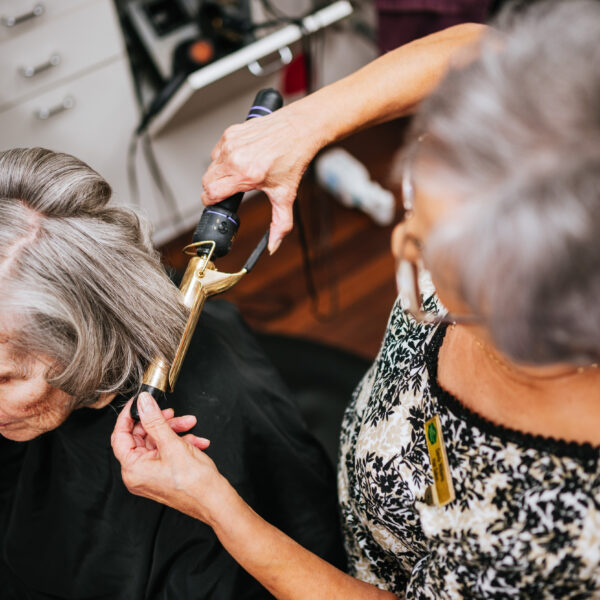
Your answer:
[0,0,123,110]
[0,57,152,216]
[0,0,88,43]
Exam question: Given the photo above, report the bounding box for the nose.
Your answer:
[391,223,405,262]
[391,222,421,265]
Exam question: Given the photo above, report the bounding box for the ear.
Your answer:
[88,392,116,409]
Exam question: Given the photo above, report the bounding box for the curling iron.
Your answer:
[131,88,283,420]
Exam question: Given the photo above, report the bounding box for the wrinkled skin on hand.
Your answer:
[111,394,226,524]
[201,106,321,254]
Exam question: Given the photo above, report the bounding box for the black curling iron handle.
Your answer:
[193,88,283,257]
[130,384,163,421]
[214,88,283,214]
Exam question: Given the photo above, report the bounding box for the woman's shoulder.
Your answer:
[367,291,442,394]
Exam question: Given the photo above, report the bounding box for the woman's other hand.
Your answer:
[111,393,226,524]
[201,104,324,254]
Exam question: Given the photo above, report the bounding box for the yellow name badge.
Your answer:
[424,414,455,507]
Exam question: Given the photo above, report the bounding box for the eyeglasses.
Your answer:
[399,155,480,327]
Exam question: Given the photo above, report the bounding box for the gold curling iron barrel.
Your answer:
[131,88,283,420]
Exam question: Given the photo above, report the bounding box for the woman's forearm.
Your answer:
[203,476,398,600]
[201,23,488,250]
[290,23,487,150]
[113,396,397,598]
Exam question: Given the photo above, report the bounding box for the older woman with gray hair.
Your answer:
[113,1,600,598]
[0,148,346,598]
[0,148,187,422]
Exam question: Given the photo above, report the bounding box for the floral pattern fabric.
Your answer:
[338,295,600,599]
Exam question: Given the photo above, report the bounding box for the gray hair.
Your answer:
[0,148,187,406]
[407,0,600,365]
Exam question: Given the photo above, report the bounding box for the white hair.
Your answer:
[0,148,187,406]
[408,0,600,364]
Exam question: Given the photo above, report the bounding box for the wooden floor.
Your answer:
[159,118,409,360]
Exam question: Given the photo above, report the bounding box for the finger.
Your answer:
[390,221,407,262]
[111,398,137,460]
[210,139,223,162]
[167,414,197,434]
[162,408,175,420]
[131,418,150,449]
[132,421,146,438]
[202,162,230,204]
[132,411,193,449]
[132,429,146,448]
[181,433,211,450]
[133,413,195,438]
[132,410,175,437]
[137,393,180,452]
[202,174,253,205]
[268,198,294,254]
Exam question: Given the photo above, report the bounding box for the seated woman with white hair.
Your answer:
[0,148,346,598]
[113,1,600,598]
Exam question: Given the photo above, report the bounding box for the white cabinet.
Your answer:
[0,58,143,205]
[0,0,87,42]
[0,0,149,231]
[0,0,123,109]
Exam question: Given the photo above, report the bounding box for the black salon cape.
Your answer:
[0,300,345,599]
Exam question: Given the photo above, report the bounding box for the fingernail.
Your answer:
[139,393,153,414]
[269,237,282,255]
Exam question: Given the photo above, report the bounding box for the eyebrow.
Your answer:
[0,371,22,381]
[0,362,30,379]
[0,343,34,378]
[10,358,33,378]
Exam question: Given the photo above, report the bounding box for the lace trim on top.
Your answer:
[425,323,600,464]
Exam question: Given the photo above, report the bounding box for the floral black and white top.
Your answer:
[338,290,600,599]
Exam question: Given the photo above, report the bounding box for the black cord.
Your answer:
[127,131,140,206]
[141,132,183,227]
[124,58,184,226]
[291,15,339,321]
[126,2,309,225]
[243,231,269,272]
[126,130,183,227]
[121,6,147,211]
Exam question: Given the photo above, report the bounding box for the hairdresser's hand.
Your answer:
[202,103,326,254]
[111,393,228,524]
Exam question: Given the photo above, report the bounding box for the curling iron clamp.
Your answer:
[131,88,283,420]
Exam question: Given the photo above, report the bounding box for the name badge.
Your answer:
[424,414,455,506]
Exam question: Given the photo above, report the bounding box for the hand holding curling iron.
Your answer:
[112,393,225,525]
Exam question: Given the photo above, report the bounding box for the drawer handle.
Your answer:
[20,53,61,78]
[35,95,75,120]
[2,3,45,28]
[248,46,293,77]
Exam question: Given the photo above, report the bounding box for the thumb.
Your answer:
[137,393,178,450]
[268,196,294,254]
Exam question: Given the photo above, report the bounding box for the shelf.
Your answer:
[148,0,353,136]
